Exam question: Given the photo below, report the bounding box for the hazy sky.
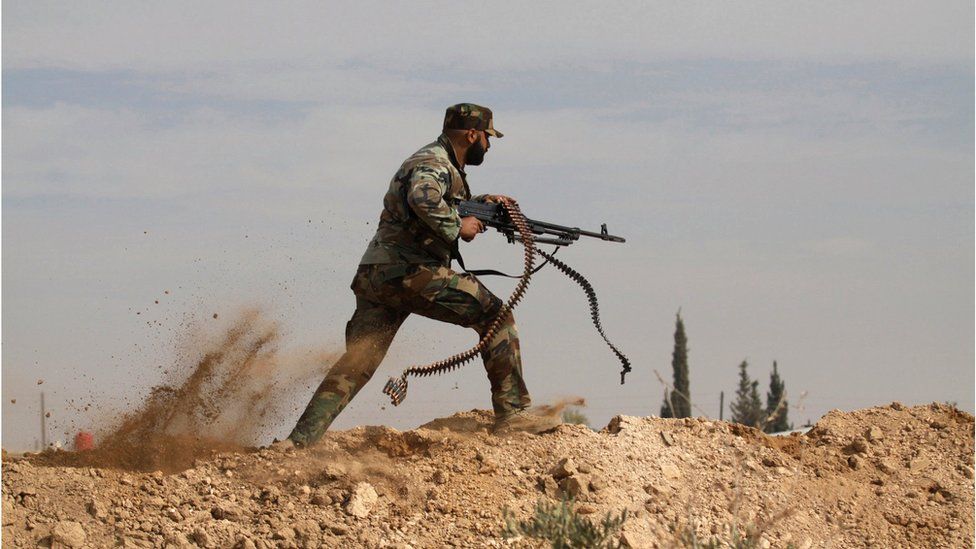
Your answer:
[3,2,973,450]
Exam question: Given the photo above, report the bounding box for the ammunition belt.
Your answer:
[383,200,629,406]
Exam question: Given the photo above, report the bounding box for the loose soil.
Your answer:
[3,402,973,548]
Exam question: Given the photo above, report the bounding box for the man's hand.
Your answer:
[485,194,515,205]
[459,216,485,242]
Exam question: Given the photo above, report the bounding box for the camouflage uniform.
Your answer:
[289,104,528,446]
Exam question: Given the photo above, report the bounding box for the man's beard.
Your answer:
[465,140,486,165]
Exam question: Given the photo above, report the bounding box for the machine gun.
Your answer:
[382,199,632,407]
[457,200,626,247]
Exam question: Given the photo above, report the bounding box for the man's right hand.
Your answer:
[459,216,484,242]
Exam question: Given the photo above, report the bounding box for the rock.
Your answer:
[432,469,449,485]
[212,502,244,521]
[588,477,606,492]
[877,459,897,475]
[560,476,589,500]
[2,499,14,526]
[258,486,283,504]
[619,529,653,548]
[643,483,671,497]
[890,402,904,411]
[577,504,597,514]
[322,463,347,480]
[192,527,213,548]
[86,498,108,519]
[550,458,577,479]
[311,490,332,506]
[345,482,378,518]
[847,438,868,454]
[330,524,349,536]
[660,431,676,446]
[273,527,296,540]
[848,455,861,470]
[294,519,320,540]
[538,476,560,498]
[577,462,592,474]
[660,462,681,480]
[164,507,182,521]
[51,520,86,548]
[865,426,884,442]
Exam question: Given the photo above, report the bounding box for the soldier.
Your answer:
[287,104,559,447]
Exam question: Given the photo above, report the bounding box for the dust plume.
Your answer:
[532,396,587,420]
[38,309,337,472]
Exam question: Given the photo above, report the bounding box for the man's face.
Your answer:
[465,130,490,166]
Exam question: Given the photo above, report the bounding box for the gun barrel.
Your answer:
[527,219,626,243]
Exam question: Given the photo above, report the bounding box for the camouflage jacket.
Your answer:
[359,134,489,266]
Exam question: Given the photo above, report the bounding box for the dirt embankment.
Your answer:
[3,402,973,548]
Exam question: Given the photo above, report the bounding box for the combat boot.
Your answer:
[492,409,561,435]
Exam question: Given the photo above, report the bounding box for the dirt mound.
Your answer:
[3,402,973,548]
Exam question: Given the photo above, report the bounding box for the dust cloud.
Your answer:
[37,309,337,472]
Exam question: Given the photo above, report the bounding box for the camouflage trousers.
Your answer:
[288,263,530,446]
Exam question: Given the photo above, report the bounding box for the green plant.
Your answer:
[730,361,764,428]
[764,361,791,433]
[562,406,590,427]
[502,498,628,549]
[670,521,796,549]
[670,311,692,418]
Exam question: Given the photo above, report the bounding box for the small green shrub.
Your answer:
[561,407,590,427]
[670,521,796,549]
[502,498,627,549]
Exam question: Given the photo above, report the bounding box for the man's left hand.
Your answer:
[485,194,515,205]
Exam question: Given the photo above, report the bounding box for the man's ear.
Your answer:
[466,129,479,144]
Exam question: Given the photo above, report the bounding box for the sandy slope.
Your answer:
[2,402,973,548]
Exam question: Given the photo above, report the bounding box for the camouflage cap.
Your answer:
[443,103,503,138]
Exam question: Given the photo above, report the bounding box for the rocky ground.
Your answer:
[2,402,973,548]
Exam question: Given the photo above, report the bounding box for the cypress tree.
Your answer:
[749,377,763,428]
[730,360,763,428]
[764,361,791,433]
[670,312,691,418]
[659,388,673,418]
